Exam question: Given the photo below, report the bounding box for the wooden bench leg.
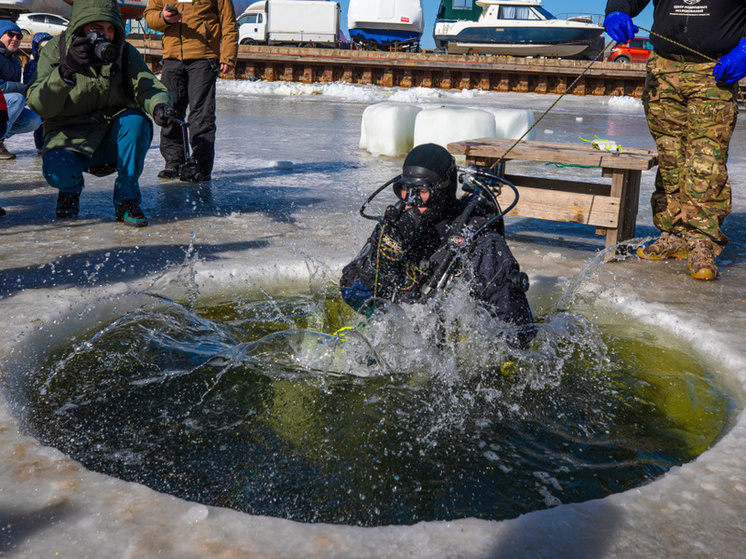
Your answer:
[619,169,642,240]
[603,169,641,249]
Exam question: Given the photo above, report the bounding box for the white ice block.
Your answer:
[360,103,535,156]
[413,106,497,149]
[482,108,536,141]
[359,102,422,156]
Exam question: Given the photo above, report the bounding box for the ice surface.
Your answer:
[0,80,745,558]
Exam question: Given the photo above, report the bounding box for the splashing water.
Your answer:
[22,285,734,527]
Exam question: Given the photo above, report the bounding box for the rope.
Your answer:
[637,25,721,65]
[490,46,608,171]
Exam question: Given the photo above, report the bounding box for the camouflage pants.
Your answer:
[642,52,738,255]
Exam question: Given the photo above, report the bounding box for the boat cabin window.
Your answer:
[489,5,554,20]
[496,6,544,20]
[437,0,479,20]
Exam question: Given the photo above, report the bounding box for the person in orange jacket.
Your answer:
[144,0,238,182]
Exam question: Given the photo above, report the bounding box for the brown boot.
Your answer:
[687,239,718,280]
[0,139,16,160]
[637,232,688,260]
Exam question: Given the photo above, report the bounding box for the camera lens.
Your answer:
[86,31,118,64]
[95,42,118,63]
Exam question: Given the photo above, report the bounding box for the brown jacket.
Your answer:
[144,0,238,67]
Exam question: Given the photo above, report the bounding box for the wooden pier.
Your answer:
[20,38,746,99]
[127,39,648,98]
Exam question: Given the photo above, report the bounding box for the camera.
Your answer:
[86,31,118,64]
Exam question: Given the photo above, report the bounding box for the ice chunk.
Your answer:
[413,106,497,149]
[359,102,422,156]
[272,160,294,170]
[608,95,644,110]
[360,103,535,156]
[481,108,536,141]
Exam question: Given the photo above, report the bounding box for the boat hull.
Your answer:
[434,19,603,57]
[348,27,421,46]
[347,0,423,46]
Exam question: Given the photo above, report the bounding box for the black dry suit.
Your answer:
[340,193,536,347]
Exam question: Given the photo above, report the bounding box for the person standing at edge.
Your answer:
[26,0,174,226]
[604,1,746,280]
[144,0,238,183]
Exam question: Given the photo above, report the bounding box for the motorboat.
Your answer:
[347,0,423,49]
[433,0,604,57]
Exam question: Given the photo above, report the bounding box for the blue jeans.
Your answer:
[42,110,152,208]
[2,92,42,139]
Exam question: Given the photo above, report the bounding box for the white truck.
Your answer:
[238,0,341,47]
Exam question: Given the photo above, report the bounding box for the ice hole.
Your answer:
[16,285,736,527]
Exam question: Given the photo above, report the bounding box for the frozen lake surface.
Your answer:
[0,80,745,558]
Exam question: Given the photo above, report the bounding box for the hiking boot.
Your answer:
[637,232,688,261]
[56,192,80,219]
[115,200,148,227]
[157,165,180,179]
[687,239,718,281]
[0,139,16,160]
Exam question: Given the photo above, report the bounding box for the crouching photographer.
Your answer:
[26,0,174,227]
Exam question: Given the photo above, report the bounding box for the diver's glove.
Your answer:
[603,11,637,44]
[380,207,422,259]
[714,38,746,83]
[340,278,375,313]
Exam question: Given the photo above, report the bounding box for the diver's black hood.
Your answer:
[400,143,456,188]
[395,143,457,220]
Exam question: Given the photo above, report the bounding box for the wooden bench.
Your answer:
[447,138,659,250]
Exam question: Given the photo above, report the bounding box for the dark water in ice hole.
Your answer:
[23,292,734,527]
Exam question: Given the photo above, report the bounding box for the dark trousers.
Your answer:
[159,58,219,176]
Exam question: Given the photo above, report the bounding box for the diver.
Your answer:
[340,143,535,348]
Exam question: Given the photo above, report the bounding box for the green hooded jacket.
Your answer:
[26,0,172,157]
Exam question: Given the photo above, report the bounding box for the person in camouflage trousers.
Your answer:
[642,52,738,273]
[605,0,746,280]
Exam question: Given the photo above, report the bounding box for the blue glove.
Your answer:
[340,279,374,313]
[713,38,746,83]
[603,11,638,44]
